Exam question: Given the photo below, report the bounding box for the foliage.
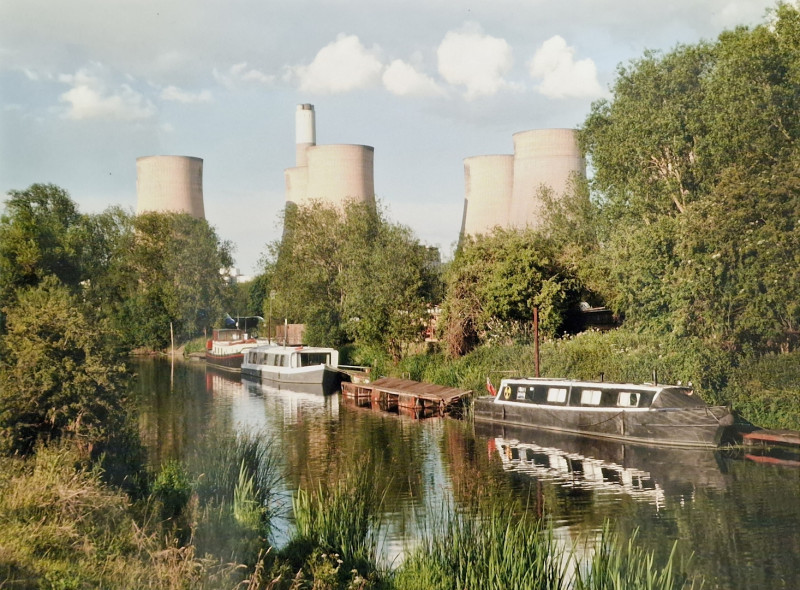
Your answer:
[0,184,85,309]
[286,460,383,579]
[0,276,129,455]
[579,4,800,354]
[115,212,235,349]
[440,228,582,357]
[263,201,440,359]
[0,443,250,589]
[721,350,800,430]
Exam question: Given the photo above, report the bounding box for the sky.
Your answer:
[0,0,780,274]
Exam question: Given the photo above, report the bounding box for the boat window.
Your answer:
[580,389,602,405]
[547,387,567,403]
[280,354,289,367]
[618,392,641,407]
[515,386,527,401]
[266,353,275,366]
[299,352,330,367]
[530,386,549,404]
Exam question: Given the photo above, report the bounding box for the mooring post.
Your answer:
[533,306,540,378]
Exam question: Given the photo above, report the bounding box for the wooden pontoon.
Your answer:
[342,377,471,416]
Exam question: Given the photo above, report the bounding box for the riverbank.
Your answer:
[0,437,697,590]
[360,329,800,432]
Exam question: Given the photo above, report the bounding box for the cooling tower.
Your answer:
[295,103,316,167]
[461,155,514,236]
[304,144,375,207]
[284,166,308,208]
[136,155,205,219]
[507,129,584,230]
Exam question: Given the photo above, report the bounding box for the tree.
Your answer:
[263,201,441,358]
[440,228,582,357]
[0,277,129,454]
[579,3,800,352]
[0,184,85,308]
[115,212,234,348]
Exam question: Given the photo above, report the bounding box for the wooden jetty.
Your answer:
[742,429,800,448]
[342,377,471,416]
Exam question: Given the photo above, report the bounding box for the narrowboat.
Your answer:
[205,328,269,371]
[474,377,735,448]
[241,344,342,393]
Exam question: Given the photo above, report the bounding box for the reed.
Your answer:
[285,460,384,578]
[575,524,700,590]
[394,502,566,590]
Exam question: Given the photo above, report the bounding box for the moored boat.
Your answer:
[474,377,735,448]
[205,328,268,372]
[241,344,343,394]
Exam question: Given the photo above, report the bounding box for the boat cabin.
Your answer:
[244,347,338,369]
[496,379,705,410]
[212,328,249,342]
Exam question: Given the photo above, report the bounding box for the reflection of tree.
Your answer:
[661,458,800,589]
[134,359,225,467]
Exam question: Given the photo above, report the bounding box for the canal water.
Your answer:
[134,358,800,589]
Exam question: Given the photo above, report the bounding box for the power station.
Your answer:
[136,155,205,219]
[284,104,376,209]
[132,106,584,255]
[461,128,585,236]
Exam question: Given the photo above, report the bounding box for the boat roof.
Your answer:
[246,344,337,354]
[499,376,681,394]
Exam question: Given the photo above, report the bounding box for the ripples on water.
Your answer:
[134,358,800,588]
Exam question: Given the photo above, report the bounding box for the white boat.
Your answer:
[241,344,342,393]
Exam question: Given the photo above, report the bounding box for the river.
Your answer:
[133,357,800,589]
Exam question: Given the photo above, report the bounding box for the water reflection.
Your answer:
[475,421,730,510]
[134,358,800,588]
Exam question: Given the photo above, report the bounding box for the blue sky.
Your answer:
[0,0,779,273]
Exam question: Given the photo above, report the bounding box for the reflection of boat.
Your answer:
[475,377,734,448]
[241,345,342,394]
[477,421,730,502]
[241,375,339,423]
[205,328,269,371]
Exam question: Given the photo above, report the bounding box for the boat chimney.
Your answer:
[652,369,658,385]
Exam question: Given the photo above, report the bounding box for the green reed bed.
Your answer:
[575,524,699,590]
[393,503,566,590]
[277,460,386,588]
[393,501,698,590]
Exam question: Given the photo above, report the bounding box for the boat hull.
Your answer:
[241,364,343,394]
[205,352,246,371]
[474,396,732,448]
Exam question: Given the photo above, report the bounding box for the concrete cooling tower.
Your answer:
[461,128,584,236]
[284,104,375,209]
[507,129,584,230]
[460,155,514,236]
[136,155,205,219]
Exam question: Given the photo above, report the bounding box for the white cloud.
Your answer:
[213,62,274,88]
[290,34,383,94]
[160,85,213,103]
[437,24,513,100]
[529,35,605,99]
[382,59,444,97]
[58,66,156,121]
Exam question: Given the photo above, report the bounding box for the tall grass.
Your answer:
[393,499,697,590]
[281,459,385,586]
[394,503,566,590]
[575,524,699,590]
[0,442,246,589]
[184,429,281,565]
